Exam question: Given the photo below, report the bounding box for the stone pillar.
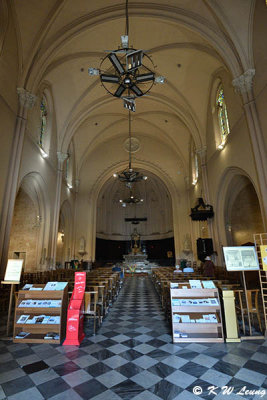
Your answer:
[71,179,80,258]
[0,88,37,277]
[196,147,217,260]
[232,69,267,228]
[50,152,68,268]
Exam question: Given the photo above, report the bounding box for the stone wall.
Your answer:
[8,189,38,271]
[230,183,264,245]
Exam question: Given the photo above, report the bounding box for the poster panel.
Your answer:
[260,245,267,271]
[4,259,24,282]
[223,246,259,271]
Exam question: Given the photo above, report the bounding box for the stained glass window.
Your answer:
[216,85,230,145]
[40,96,47,148]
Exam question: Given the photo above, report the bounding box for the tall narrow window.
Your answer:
[65,157,69,180]
[192,151,198,185]
[216,84,230,148]
[40,96,48,148]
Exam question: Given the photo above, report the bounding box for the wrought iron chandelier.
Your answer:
[113,111,147,188]
[88,0,164,111]
[119,190,144,207]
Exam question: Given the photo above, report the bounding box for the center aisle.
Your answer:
[79,275,204,400]
[81,276,176,399]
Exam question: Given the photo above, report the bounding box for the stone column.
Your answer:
[196,147,217,257]
[232,69,267,228]
[49,152,68,268]
[71,179,80,258]
[0,88,37,277]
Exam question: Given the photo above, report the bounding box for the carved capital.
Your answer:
[74,179,80,193]
[196,146,207,164]
[17,87,37,109]
[57,152,68,169]
[232,69,255,95]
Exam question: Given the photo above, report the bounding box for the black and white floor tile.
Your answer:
[0,277,266,400]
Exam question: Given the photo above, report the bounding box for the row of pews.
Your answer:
[151,267,240,323]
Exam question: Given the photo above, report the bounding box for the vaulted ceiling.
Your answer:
[11,0,255,195]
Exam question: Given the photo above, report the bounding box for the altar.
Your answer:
[123,229,152,274]
[123,253,148,264]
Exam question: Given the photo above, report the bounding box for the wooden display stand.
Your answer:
[13,284,68,344]
[170,285,224,343]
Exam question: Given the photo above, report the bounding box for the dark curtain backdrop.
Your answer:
[95,237,175,265]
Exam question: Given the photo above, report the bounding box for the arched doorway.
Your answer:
[8,173,50,272]
[224,176,264,246]
[8,188,39,272]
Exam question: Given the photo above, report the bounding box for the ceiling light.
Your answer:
[143,176,148,181]
[123,97,136,112]
[114,84,126,98]
[101,74,120,83]
[126,50,143,72]
[119,199,123,203]
[114,111,147,188]
[130,84,143,97]
[155,76,165,83]
[136,73,154,82]
[88,0,162,106]
[108,52,125,75]
[88,68,99,76]
[121,191,144,206]
[121,35,129,48]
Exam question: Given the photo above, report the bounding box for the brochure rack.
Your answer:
[13,284,68,344]
[63,271,86,346]
[170,286,224,343]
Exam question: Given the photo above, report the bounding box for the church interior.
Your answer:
[0,1,267,399]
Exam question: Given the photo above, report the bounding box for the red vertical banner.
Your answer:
[63,271,86,346]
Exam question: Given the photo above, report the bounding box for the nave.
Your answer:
[0,277,266,400]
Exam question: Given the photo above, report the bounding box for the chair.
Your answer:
[234,289,262,333]
[84,291,101,334]
[245,289,262,332]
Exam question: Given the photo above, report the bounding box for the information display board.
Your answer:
[223,246,259,271]
[260,245,267,271]
[4,259,24,282]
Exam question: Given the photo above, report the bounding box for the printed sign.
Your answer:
[4,259,23,282]
[260,245,267,271]
[223,246,259,271]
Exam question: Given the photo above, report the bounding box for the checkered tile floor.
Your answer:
[0,276,266,400]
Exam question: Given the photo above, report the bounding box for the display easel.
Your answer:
[1,259,24,337]
[254,233,267,337]
[223,246,264,340]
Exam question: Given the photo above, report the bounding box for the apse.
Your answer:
[96,170,173,241]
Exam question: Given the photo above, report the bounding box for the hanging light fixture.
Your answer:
[113,111,147,188]
[119,190,144,207]
[88,0,165,110]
